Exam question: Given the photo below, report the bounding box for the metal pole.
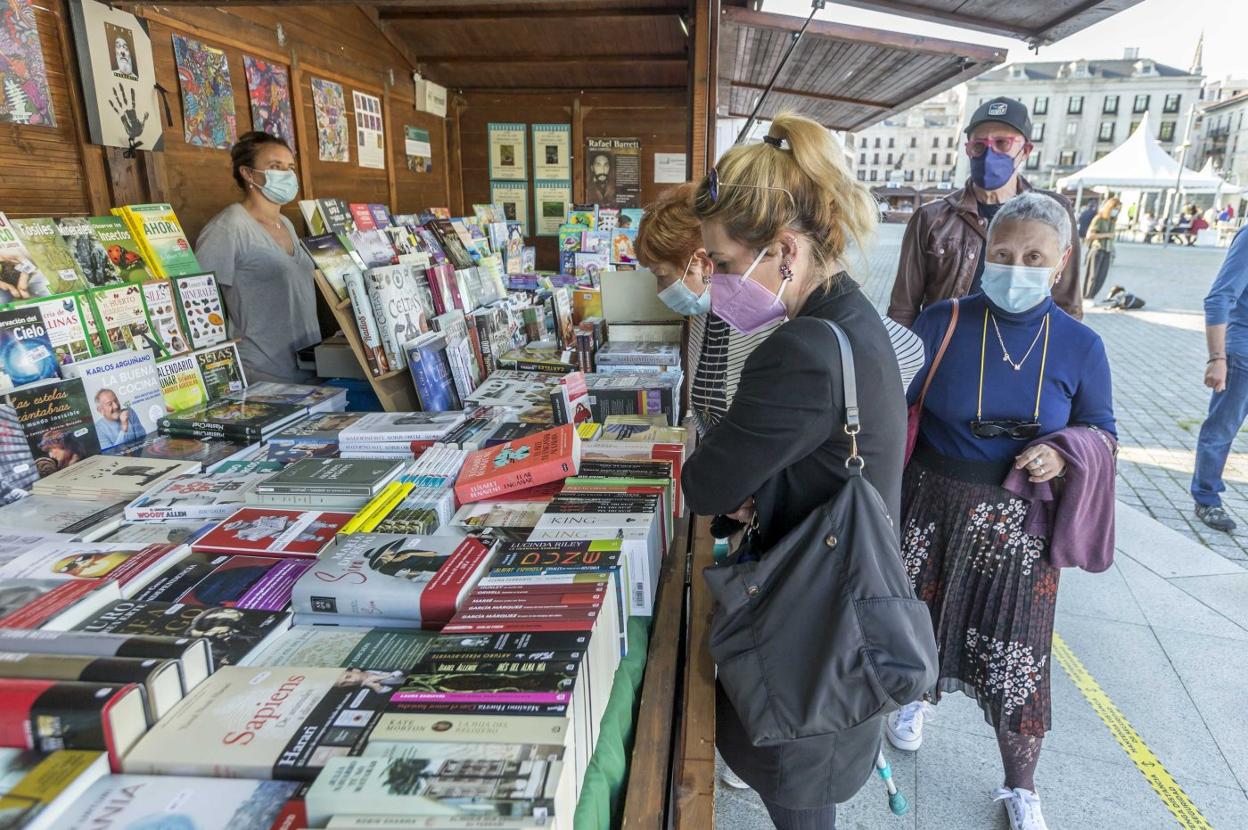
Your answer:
[734,0,826,145]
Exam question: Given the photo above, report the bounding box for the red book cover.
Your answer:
[105,544,184,590]
[418,537,496,626]
[0,580,107,629]
[454,425,582,504]
[409,439,437,456]
[442,618,597,633]
[349,203,376,231]
[0,678,141,769]
[193,508,353,558]
[454,602,603,620]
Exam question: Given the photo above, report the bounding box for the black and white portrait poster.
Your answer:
[586,137,640,209]
[68,0,163,152]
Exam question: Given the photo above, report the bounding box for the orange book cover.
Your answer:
[454,424,581,504]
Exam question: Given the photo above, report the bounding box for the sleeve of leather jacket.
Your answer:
[887,209,927,328]
[1051,195,1084,320]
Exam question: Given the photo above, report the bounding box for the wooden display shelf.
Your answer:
[313,269,420,412]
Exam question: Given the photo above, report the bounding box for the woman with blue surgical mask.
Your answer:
[196,131,321,383]
[893,191,1118,830]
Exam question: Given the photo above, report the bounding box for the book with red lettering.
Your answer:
[291,533,495,630]
[454,424,581,504]
[191,508,353,558]
[0,678,148,770]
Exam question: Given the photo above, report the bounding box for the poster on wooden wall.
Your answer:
[68,0,163,152]
[586,138,641,209]
[0,0,55,126]
[531,124,570,181]
[311,77,349,162]
[243,56,294,148]
[488,122,526,181]
[490,181,529,236]
[171,34,237,150]
[533,180,571,237]
[404,126,432,173]
[351,90,384,170]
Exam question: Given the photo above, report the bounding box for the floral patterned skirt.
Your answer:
[900,462,1060,737]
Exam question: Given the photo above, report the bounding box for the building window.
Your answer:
[870,170,878,181]
[874,137,881,148]
[1133,94,1150,113]
[946,136,955,148]
[1103,94,1119,114]
[857,170,866,181]
[1065,121,1079,138]
[1034,96,1049,115]
[944,152,953,165]
[1159,121,1176,141]
[1130,120,1141,135]
[888,137,895,148]
[1067,95,1084,114]
[1240,112,1244,130]
[859,153,866,165]
[1032,123,1045,142]
[1098,121,1115,142]
[930,152,938,164]
[909,136,917,148]
[873,152,880,164]
[928,170,936,182]
[941,170,953,182]
[886,152,893,164]
[1095,150,1111,160]
[1026,151,1041,170]
[932,137,940,148]
[1164,94,1181,114]
[904,170,914,182]
[1059,150,1077,166]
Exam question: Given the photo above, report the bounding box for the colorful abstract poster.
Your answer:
[0,0,55,126]
[172,33,236,149]
[352,89,384,170]
[243,55,293,148]
[311,77,348,162]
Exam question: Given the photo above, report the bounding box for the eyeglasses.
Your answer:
[964,135,1027,158]
[707,168,796,208]
[969,419,1043,440]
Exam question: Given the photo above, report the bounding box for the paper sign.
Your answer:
[654,153,687,184]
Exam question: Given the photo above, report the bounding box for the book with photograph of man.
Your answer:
[61,348,165,450]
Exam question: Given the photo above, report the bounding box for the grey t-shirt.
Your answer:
[196,203,319,383]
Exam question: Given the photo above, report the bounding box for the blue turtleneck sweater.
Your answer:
[907,293,1116,463]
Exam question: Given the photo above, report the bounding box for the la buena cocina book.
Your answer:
[454,424,581,504]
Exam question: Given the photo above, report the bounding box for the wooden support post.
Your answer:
[289,52,315,200]
[383,80,399,213]
[689,0,710,178]
[446,97,465,216]
[673,515,717,829]
[571,96,585,203]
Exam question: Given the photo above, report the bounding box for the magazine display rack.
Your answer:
[312,269,420,412]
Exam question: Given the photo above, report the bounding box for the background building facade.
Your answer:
[845,91,962,187]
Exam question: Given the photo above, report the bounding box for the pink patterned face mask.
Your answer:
[707,249,789,334]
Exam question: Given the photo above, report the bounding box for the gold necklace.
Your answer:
[989,311,1047,371]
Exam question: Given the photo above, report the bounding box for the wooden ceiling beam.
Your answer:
[423,54,687,65]
[380,6,683,21]
[729,81,890,110]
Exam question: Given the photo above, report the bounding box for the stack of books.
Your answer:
[158,399,308,444]
[32,455,201,502]
[338,411,466,458]
[245,457,406,511]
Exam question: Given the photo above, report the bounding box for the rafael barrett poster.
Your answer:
[586,138,640,209]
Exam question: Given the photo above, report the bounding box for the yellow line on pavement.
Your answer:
[1052,633,1214,830]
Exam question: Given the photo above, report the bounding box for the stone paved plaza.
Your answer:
[716,223,1248,829]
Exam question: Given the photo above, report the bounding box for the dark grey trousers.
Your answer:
[761,798,837,829]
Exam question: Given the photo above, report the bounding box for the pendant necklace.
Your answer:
[989,312,1049,371]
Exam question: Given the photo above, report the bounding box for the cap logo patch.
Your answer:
[988,103,1008,116]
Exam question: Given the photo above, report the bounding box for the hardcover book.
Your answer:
[292,533,495,630]
[339,411,466,445]
[248,626,437,671]
[61,349,166,450]
[344,269,389,376]
[10,217,86,295]
[194,342,247,400]
[431,309,482,399]
[346,229,397,270]
[0,578,123,632]
[45,775,299,830]
[86,283,158,355]
[0,306,60,391]
[0,628,213,693]
[154,353,209,413]
[0,679,148,769]
[228,382,347,414]
[140,278,189,355]
[86,216,154,283]
[122,472,269,522]
[30,454,199,501]
[113,205,201,277]
[192,507,353,558]
[365,263,427,370]
[252,458,404,495]
[170,272,228,349]
[301,233,360,302]
[0,750,109,830]
[130,551,312,613]
[11,294,95,367]
[3,377,100,478]
[0,651,185,720]
[454,424,581,504]
[158,399,306,442]
[268,411,367,445]
[317,198,355,235]
[404,332,461,412]
[55,217,120,288]
[0,495,125,539]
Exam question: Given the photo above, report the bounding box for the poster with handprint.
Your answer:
[172,33,236,149]
[243,55,294,148]
[0,0,56,126]
[311,77,349,162]
[67,0,163,153]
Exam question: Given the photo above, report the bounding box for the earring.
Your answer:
[779,259,794,280]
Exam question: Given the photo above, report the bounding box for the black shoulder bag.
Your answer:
[703,320,939,747]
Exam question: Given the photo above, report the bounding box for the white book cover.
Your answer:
[123,473,269,521]
[339,411,466,444]
[344,270,388,376]
[44,774,299,829]
[172,272,227,350]
[62,349,166,450]
[364,264,426,372]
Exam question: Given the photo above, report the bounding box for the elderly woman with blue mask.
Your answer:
[889,191,1118,830]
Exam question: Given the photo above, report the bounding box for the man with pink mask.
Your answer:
[888,97,1083,328]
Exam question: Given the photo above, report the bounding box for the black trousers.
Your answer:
[760,799,838,829]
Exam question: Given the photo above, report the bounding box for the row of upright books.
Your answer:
[0,363,686,827]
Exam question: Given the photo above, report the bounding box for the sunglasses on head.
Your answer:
[964,135,1027,158]
[707,167,796,208]
[969,419,1042,440]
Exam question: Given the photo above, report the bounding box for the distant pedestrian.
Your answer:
[1192,227,1248,532]
[888,96,1083,327]
[1082,196,1120,300]
[1076,199,1099,238]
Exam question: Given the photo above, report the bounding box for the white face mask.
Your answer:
[980,262,1053,313]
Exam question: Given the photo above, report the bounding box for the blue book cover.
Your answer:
[0,306,60,391]
[405,333,461,413]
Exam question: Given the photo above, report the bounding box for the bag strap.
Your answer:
[818,319,864,472]
[915,299,960,412]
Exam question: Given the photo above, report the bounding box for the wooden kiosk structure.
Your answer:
[3,0,1132,825]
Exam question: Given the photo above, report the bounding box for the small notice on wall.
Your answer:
[405,125,432,173]
[353,90,385,169]
[488,122,527,181]
[531,124,571,181]
[490,180,529,236]
[586,137,641,209]
[654,153,687,184]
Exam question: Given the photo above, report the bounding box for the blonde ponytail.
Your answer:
[694,112,876,283]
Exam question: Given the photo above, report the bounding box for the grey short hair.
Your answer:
[987,191,1072,252]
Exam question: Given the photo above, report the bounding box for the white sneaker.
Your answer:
[720,765,750,790]
[993,787,1048,830]
[885,701,929,751]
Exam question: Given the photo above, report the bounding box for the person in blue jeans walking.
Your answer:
[1193,228,1248,532]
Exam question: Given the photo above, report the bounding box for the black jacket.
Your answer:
[684,277,906,550]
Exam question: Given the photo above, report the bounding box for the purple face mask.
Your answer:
[707,249,789,334]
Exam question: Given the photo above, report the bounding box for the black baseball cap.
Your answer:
[965,96,1032,140]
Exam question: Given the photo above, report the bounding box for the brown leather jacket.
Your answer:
[887,177,1083,327]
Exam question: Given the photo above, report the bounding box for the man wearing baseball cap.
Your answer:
[888,96,1083,327]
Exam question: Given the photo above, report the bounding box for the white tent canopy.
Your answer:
[1057,113,1240,193]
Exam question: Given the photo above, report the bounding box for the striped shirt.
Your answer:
[687,312,925,437]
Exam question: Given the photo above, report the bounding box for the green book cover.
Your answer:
[125,204,201,277]
[257,457,402,492]
[88,216,155,283]
[10,218,87,295]
[56,216,121,287]
[11,292,94,366]
[141,278,189,356]
[86,283,158,355]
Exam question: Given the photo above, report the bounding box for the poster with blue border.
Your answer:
[531,123,571,181]
[488,122,526,180]
[490,180,529,236]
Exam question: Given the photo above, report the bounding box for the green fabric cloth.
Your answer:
[573,616,655,829]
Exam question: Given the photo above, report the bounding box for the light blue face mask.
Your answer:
[980,262,1054,313]
[657,256,711,317]
[254,168,299,205]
